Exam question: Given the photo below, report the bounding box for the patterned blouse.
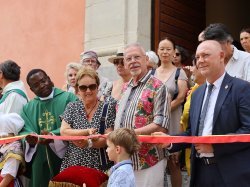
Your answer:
[115,70,170,170]
[60,100,116,172]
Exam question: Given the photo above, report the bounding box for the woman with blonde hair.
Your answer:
[62,62,83,94]
[60,67,116,172]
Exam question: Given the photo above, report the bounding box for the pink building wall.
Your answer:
[0,0,85,97]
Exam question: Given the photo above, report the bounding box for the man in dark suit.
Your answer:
[155,40,250,187]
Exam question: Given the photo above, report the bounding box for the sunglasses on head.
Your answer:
[78,84,98,92]
[113,59,124,66]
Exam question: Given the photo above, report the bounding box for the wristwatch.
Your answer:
[87,138,93,148]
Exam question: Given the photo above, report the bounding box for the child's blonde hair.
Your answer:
[107,128,140,156]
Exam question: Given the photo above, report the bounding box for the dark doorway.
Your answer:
[152,0,206,57]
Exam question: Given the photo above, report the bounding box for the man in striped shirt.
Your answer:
[114,43,170,187]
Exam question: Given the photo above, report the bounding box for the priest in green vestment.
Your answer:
[19,69,78,187]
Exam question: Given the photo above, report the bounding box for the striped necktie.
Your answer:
[198,84,214,136]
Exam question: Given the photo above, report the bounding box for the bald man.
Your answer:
[156,40,250,186]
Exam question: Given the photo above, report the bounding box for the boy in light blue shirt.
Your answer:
[106,128,140,187]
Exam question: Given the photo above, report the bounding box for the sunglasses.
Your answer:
[78,84,98,92]
[113,59,124,66]
[175,53,181,57]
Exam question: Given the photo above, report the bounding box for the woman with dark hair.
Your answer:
[173,45,189,68]
[240,27,250,53]
[155,37,188,187]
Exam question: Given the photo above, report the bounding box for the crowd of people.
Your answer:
[0,22,250,187]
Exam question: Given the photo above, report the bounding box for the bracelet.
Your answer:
[87,138,93,148]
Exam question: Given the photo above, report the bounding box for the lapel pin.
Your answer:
[225,85,228,89]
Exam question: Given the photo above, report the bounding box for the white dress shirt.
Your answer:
[226,46,250,82]
[200,72,225,157]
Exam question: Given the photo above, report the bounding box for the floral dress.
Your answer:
[60,100,116,172]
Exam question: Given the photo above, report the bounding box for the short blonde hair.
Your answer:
[107,128,140,156]
[65,62,83,84]
[76,67,100,87]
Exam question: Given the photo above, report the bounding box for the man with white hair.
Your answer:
[115,43,170,187]
[146,50,159,69]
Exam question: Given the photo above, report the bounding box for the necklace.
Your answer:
[85,100,98,118]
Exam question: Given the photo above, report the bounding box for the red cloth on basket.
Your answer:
[50,166,108,187]
[0,176,14,187]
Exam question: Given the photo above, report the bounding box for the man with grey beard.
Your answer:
[114,43,170,187]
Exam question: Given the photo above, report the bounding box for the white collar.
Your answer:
[39,88,54,100]
[206,72,225,90]
[230,45,239,62]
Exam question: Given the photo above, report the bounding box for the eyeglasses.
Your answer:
[82,59,97,65]
[124,55,144,63]
[175,53,181,57]
[78,84,98,92]
[113,59,124,66]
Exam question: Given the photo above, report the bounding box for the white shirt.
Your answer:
[0,113,24,136]
[0,113,24,177]
[200,72,225,157]
[39,88,54,100]
[0,81,28,177]
[0,80,28,114]
[226,46,250,82]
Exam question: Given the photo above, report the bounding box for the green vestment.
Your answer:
[19,88,77,187]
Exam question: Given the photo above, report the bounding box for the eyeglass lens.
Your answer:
[78,84,97,91]
[83,59,97,65]
[113,59,124,66]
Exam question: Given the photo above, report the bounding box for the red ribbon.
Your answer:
[138,134,250,144]
[0,135,26,144]
[1,134,250,145]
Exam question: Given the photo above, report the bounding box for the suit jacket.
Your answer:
[171,73,250,187]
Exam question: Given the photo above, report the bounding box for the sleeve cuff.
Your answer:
[153,116,164,125]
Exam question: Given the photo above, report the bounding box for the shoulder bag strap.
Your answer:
[99,103,111,171]
[173,68,181,100]
[99,103,109,134]
[150,68,156,76]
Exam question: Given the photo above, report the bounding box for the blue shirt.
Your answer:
[108,159,136,187]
